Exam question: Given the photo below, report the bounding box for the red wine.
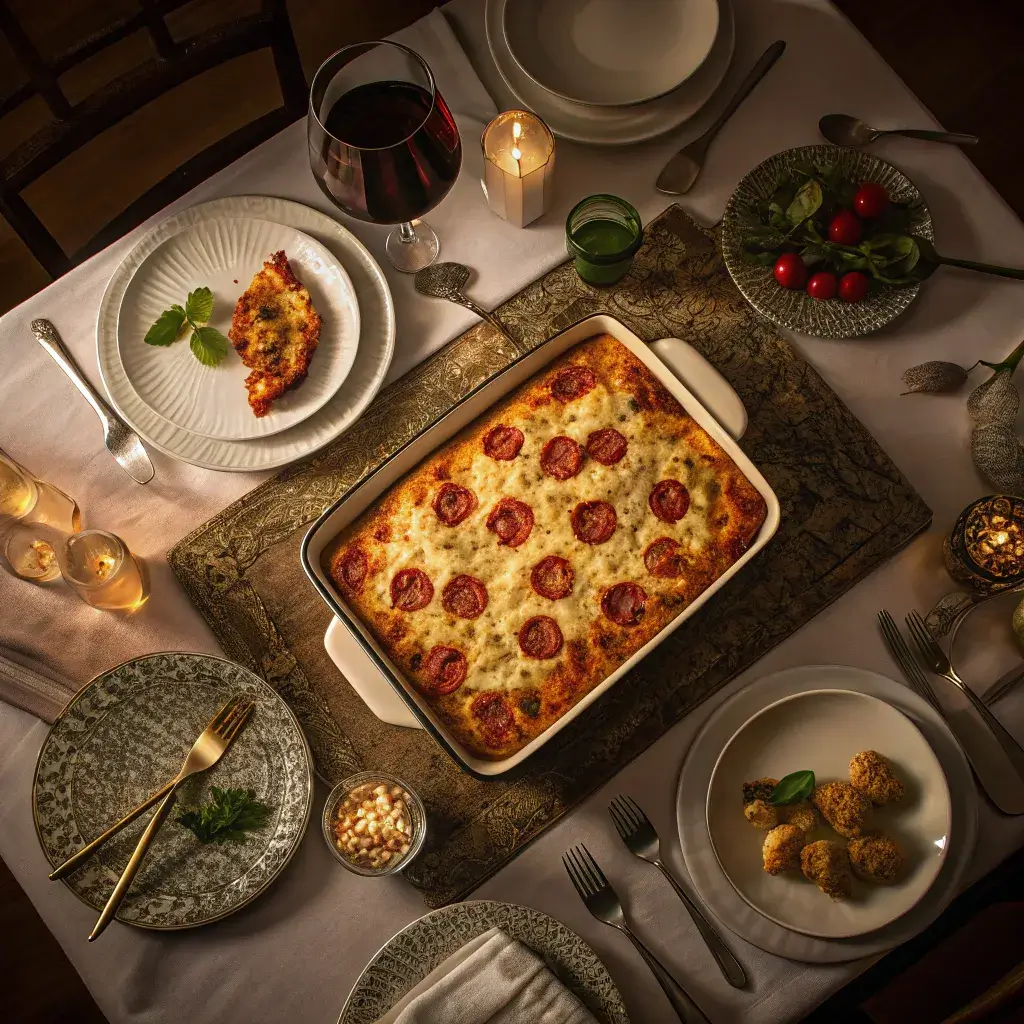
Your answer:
[317,80,462,225]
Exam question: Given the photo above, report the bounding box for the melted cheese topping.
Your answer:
[361,384,722,694]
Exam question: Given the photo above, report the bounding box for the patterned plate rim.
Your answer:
[338,899,630,1023]
[721,144,934,338]
[31,651,314,931]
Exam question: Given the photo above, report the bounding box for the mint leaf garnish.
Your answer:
[185,286,214,325]
[144,304,187,347]
[177,786,272,844]
[190,326,230,367]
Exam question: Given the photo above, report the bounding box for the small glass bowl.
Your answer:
[322,771,426,877]
[565,193,643,286]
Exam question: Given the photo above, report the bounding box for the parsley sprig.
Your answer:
[144,286,230,367]
[176,786,272,844]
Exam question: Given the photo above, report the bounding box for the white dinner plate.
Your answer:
[96,196,395,472]
[677,665,977,963]
[117,217,359,441]
[484,0,734,145]
[501,0,719,108]
[708,688,951,939]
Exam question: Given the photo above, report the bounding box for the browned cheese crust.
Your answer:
[228,250,321,416]
[325,334,768,759]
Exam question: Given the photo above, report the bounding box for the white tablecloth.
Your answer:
[3,0,1024,1021]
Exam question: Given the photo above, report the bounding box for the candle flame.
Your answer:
[513,120,522,141]
[511,147,522,161]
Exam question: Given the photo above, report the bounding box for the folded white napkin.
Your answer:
[0,644,77,723]
[375,926,599,1024]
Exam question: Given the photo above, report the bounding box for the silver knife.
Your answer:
[32,319,154,485]
[879,610,1024,815]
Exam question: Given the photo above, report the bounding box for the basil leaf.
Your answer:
[144,304,187,347]
[785,179,822,226]
[185,286,214,325]
[190,325,229,367]
[768,770,815,805]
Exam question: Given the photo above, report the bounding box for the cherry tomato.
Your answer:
[829,209,862,245]
[773,253,807,290]
[854,182,889,219]
[806,271,838,300]
[839,271,870,303]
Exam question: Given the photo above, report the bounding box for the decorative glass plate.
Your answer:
[33,652,313,930]
[721,144,933,338]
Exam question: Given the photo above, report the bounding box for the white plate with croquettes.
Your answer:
[707,688,952,938]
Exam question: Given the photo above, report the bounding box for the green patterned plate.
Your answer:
[339,900,629,1023]
[33,652,313,930]
[721,144,933,338]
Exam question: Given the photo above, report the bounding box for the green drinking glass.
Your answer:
[565,194,643,286]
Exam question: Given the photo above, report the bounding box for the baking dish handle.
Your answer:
[325,616,423,729]
[649,337,747,440]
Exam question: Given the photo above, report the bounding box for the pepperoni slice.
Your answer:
[540,435,583,480]
[486,497,534,547]
[335,546,367,593]
[472,692,515,747]
[570,500,617,545]
[432,482,477,526]
[586,428,628,465]
[644,537,686,578]
[551,366,597,402]
[649,479,691,523]
[441,574,488,619]
[602,582,647,626]
[420,645,468,695]
[483,425,524,461]
[390,568,434,611]
[518,615,564,659]
[530,555,574,600]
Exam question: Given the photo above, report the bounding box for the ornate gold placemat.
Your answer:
[170,206,931,906]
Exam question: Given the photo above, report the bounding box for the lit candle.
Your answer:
[63,530,148,612]
[944,495,1024,595]
[481,110,555,228]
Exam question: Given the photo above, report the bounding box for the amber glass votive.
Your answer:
[944,495,1024,595]
[62,530,148,611]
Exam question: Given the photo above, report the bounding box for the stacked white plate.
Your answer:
[97,195,396,472]
[488,0,734,144]
[676,665,978,963]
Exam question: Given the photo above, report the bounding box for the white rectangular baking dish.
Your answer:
[301,314,780,779]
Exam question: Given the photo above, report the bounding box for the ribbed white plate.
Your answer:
[485,0,734,145]
[118,217,359,440]
[676,666,978,963]
[96,196,395,472]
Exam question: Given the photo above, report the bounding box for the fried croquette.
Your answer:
[813,781,870,838]
[783,800,818,833]
[762,824,806,875]
[849,750,905,805]
[848,833,903,884]
[744,799,780,830]
[229,250,322,417]
[801,840,853,900]
[742,778,779,804]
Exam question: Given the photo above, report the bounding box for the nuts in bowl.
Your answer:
[322,771,425,876]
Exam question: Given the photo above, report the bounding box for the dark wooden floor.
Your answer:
[3,1,1024,1022]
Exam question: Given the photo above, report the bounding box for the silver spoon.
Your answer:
[819,113,978,148]
[414,262,515,344]
[657,40,786,195]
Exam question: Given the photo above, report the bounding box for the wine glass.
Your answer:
[308,40,462,273]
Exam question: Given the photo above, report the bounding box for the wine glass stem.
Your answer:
[398,222,418,244]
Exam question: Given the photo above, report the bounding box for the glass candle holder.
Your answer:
[62,530,148,612]
[565,194,643,286]
[481,110,555,228]
[3,523,61,582]
[0,450,80,534]
[943,494,1024,595]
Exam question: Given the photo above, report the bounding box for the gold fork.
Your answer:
[83,696,254,940]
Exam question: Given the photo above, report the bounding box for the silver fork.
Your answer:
[609,795,745,988]
[563,844,711,1023]
[906,610,1024,783]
